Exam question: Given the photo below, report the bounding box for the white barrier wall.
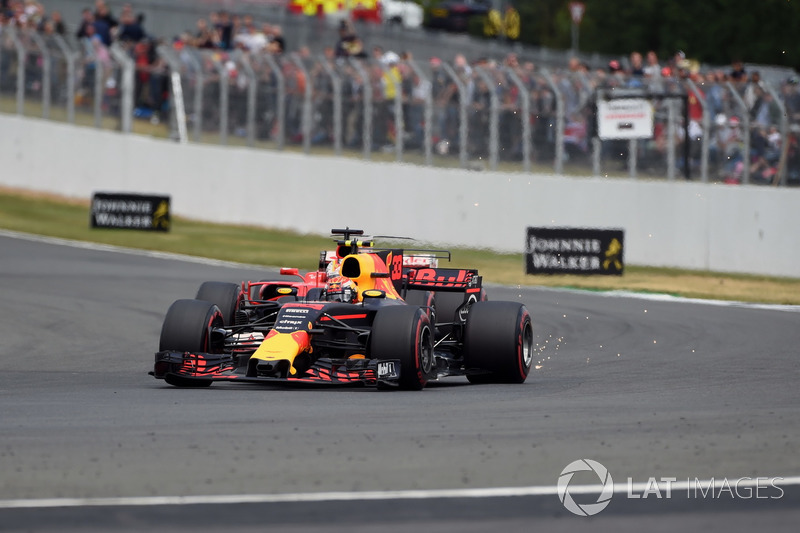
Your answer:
[2,115,799,277]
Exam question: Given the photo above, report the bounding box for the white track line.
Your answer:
[3,229,800,312]
[1,477,799,509]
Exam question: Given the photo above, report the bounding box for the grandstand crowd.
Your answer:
[2,0,800,184]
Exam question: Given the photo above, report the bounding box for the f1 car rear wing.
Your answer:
[320,249,448,269]
[406,267,482,292]
[326,228,451,268]
[326,228,480,293]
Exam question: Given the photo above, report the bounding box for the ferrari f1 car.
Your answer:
[152,228,533,390]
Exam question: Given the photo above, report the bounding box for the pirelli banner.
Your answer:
[90,192,171,232]
[525,227,624,275]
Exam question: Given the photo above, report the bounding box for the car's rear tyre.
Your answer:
[305,287,324,301]
[159,299,224,387]
[433,289,486,339]
[371,305,434,390]
[463,301,533,384]
[403,289,435,323]
[196,281,243,326]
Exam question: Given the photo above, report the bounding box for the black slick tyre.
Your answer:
[159,299,224,387]
[433,290,486,339]
[463,301,533,384]
[403,289,435,322]
[196,281,243,326]
[370,305,434,390]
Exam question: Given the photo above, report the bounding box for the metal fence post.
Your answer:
[157,46,188,144]
[28,31,51,120]
[686,79,710,183]
[8,26,25,115]
[440,61,468,168]
[109,43,134,134]
[379,60,404,162]
[474,66,499,171]
[592,137,601,177]
[726,82,751,185]
[504,66,531,172]
[666,98,677,181]
[317,56,342,156]
[541,69,564,174]
[628,139,637,179]
[291,54,312,155]
[209,55,229,145]
[236,50,257,148]
[406,58,433,166]
[52,34,77,124]
[349,58,372,160]
[182,49,204,142]
[91,45,104,129]
[261,53,286,150]
[762,82,789,186]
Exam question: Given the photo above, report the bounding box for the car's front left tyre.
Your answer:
[159,299,224,387]
[370,305,434,390]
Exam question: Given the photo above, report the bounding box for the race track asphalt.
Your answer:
[0,232,798,532]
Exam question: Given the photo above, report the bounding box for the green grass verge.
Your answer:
[1,188,799,305]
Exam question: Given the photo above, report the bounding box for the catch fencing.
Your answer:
[2,24,799,185]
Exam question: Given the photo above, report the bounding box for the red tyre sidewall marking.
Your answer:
[517,309,530,378]
[414,312,429,384]
[204,309,223,353]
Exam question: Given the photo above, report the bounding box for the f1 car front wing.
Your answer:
[151,350,402,387]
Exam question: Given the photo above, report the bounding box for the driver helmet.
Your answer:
[325,259,356,303]
[325,275,355,303]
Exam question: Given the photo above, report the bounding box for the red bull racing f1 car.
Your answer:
[151,228,533,390]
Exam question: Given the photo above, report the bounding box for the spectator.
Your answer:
[729,59,746,82]
[23,0,43,27]
[93,0,117,34]
[117,10,145,43]
[643,50,660,77]
[751,87,781,129]
[90,4,112,46]
[703,70,725,118]
[786,125,800,184]
[45,9,65,34]
[781,77,800,123]
[720,115,745,181]
[407,67,430,148]
[75,8,94,40]
[334,20,366,59]
[215,10,233,50]
[629,51,644,77]
[267,24,285,55]
[749,124,778,184]
[567,56,581,72]
[234,15,266,52]
[192,18,219,49]
[743,70,761,112]
[373,51,402,149]
[342,63,364,147]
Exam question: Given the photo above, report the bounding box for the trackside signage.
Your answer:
[597,98,653,140]
[90,192,170,232]
[525,227,624,275]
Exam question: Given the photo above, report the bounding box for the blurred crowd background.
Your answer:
[2,0,800,185]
